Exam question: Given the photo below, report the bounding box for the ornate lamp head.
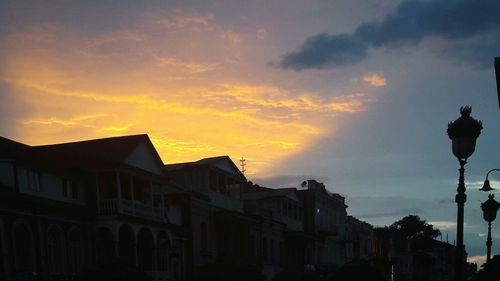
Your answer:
[447,106,483,160]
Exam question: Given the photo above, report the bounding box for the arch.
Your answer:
[67,227,84,275]
[96,227,114,264]
[46,225,65,276]
[118,224,135,266]
[137,228,154,271]
[12,221,36,273]
[157,231,170,272]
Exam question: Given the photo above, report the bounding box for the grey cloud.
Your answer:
[278,33,367,71]
[278,0,500,70]
[355,207,424,219]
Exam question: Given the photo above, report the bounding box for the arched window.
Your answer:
[96,228,114,264]
[157,232,170,272]
[47,226,65,276]
[13,223,35,272]
[137,228,154,271]
[68,228,84,275]
[118,224,135,266]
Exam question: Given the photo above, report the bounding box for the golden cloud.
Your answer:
[0,11,375,175]
[363,73,386,87]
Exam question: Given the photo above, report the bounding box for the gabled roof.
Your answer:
[31,134,163,170]
[0,136,31,160]
[0,134,165,173]
[164,156,227,171]
[165,155,245,180]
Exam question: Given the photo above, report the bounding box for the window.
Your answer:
[62,180,69,197]
[13,223,35,272]
[27,170,41,191]
[63,179,79,199]
[47,227,64,275]
[71,184,79,199]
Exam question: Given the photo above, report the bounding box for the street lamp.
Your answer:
[447,106,483,281]
[480,169,500,192]
[481,194,500,263]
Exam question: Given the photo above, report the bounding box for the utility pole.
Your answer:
[239,157,246,175]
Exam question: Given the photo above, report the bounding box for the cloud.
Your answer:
[355,207,423,219]
[277,0,500,70]
[278,33,367,70]
[154,56,217,74]
[362,73,386,87]
[153,12,215,31]
[429,220,456,229]
[468,255,486,265]
[220,29,243,44]
[256,28,267,40]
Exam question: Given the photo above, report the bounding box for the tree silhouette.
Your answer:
[389,215,441,251]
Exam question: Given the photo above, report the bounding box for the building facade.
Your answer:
[0,135,188,281]
[1,134,376,281]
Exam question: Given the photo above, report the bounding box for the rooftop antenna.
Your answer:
[240,157,246,175]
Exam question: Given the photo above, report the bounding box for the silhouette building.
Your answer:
[0,134,375,281]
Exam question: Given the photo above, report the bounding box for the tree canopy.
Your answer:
[389,215,441,251]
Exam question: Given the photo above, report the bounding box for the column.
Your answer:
[95,175,101,214]
[116,171,122,213]
[161,186,166,222]
[153,245,158,281]
[0,217,10,281]
[130,175,135,216]
[134,243,138,267]
[149,182,154,219]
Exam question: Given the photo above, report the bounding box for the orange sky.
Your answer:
[0,10,380,176]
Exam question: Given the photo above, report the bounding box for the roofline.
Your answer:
[32,134,149,148]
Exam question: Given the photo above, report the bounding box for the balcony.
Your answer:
[98,198,169,223]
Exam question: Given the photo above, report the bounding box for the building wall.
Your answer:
[15,165,86,206]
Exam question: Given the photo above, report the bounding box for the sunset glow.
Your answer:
[0,10,372,175]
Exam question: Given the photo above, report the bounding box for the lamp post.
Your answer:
[480,169,500,192]
[481,194,500,263]
[447,106,483,281]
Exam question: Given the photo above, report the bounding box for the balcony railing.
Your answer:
[98,198,169,222]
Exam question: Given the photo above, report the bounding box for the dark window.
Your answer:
[27,170,41,191]
[71,183,79,199]
[62,180,69,197]
[14,223,35,272]
[209,171,217,191]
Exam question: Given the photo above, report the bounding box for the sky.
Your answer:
[1,0,499,264]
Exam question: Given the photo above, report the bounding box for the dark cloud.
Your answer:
[355,207,423,219]
[278,0,500,70]
[278,33,367,71]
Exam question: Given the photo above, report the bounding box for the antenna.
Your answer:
[240,157,246,175]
